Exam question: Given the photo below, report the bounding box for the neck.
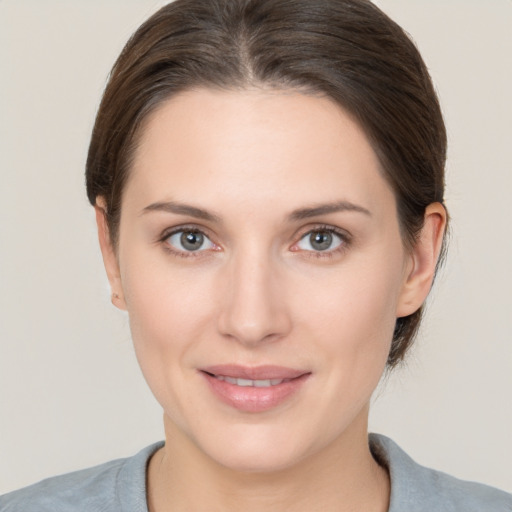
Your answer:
[147,410,389,512]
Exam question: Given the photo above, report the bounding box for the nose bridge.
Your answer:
[217,241,291,345]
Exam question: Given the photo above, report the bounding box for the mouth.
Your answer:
[208,375,292,387]
[199,365,310,412]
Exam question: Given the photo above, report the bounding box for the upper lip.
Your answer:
[201,365,309,380]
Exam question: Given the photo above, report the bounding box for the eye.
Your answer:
[296,229,345,252]
[166,230,215,253]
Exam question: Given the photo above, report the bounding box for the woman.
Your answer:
[1,0,510,510]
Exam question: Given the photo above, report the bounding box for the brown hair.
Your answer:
[86,0,447,367]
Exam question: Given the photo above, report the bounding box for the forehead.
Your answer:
[126,88,395,219]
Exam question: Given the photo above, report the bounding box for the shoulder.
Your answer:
[370,434,512,512]
[0,442,163,512]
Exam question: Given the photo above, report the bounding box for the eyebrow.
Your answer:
[288,201,371,221]
[141,201,221,223]
[141,199,371,223]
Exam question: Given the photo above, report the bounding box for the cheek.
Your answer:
[122,245,214,331]
[296,252,405,370]
[119,249,217,393]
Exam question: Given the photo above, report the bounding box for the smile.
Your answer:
[200,365,310,413]
[212,375,290,387]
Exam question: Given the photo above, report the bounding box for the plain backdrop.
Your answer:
[1,0,511,495]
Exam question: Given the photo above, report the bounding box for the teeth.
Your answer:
[254,379,271,388]
[233,378,253,387]
[215,376,286,387]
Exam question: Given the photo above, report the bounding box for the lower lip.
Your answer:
[201,372,310,413]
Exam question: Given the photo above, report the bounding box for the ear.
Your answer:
[396,202,447,318]
[95,197,127,310]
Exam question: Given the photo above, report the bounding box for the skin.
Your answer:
[96,88,446,512]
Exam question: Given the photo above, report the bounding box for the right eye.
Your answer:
[166,230,216,253]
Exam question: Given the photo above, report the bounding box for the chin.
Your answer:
[210,444,303,474]
[193,421,317,474]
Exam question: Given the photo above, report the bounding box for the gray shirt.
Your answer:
[1,434,510,511]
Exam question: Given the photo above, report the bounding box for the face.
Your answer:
[101,88,424,472]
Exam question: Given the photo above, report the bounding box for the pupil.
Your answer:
[181,231,203,251]
[310,231,332,251]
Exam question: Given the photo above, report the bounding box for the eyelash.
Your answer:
[158,224,351,259]
[293,225,351,260]
[158,225,218,259]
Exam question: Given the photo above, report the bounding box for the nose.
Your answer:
[217,246,292,347]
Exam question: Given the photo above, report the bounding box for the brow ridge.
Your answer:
[141,201,221,223]
[141,199,370,224]
[288,201,371,221]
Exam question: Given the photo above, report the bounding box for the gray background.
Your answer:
[1,0,511,494]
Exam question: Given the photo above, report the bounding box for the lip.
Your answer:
[200,365,311,413]
[201,364,307,381]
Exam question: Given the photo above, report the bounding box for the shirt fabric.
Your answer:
[1,434,510,511]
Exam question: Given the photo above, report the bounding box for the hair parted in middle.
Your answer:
[86,0,447,367]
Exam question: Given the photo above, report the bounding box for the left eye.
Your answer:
[166,230,215,252]
[296,229,344,252]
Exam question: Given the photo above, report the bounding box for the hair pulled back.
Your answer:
[86,0,447,367]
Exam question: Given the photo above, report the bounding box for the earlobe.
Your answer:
[95,198,127,311]
[396,202,447,318]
